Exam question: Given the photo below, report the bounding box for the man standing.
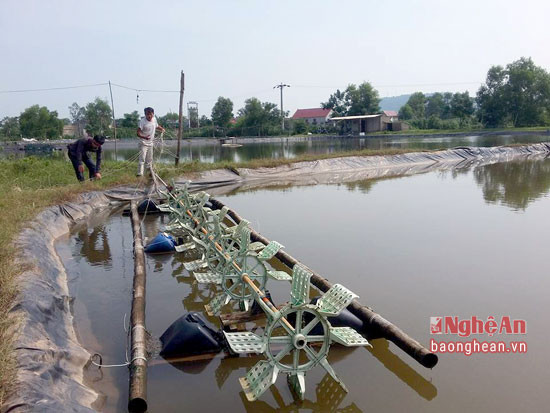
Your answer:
[137,107,165,176]
[67,135,105,182]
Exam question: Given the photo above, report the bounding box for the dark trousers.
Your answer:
[69,154,96,181]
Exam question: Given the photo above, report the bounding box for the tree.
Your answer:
[158,112,182,129]
[476,65,508,127]
[68,102,86,138]
[398,104,414,120]
[293,119,308,134]
[211,97,234,128]
[405,92,427,119]
[505,57,550,126]
[19,105,63,139]
[322,82,380,116]
[120,111,140,128]
[346,82,381,115]
[237,97,280,136]
[0,116,20,139]
[199,115,212,126]
[477,57,550,127]
[426,93,445,118]
[450,91,474,119]
[322,89,347,117]
[85,98,112,136]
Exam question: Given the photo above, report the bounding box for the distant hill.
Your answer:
[380,94,410,112]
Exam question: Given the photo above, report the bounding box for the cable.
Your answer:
[110,83,179,93]
[0,83,108,94]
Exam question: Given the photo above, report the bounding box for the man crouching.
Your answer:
[67,134,105,182]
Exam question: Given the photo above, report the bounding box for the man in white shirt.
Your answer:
[136,107,165,176]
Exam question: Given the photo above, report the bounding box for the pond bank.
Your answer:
[3,142,550,411]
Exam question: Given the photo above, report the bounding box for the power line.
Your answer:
[110,83,180,93]
[0,83,108,94]
[292,81,483,89]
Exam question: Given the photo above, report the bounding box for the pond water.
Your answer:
[102,133,550,163]
[56,156,550,412]
[3,132,550,163]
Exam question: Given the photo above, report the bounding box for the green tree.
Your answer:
[69,102,86,138]
[405,92,427,119]
[477,57,550,127]
[476,65,508,127]
[398,104,414,120]
[346,82,380,115]
[426,93,445,118]
[19,105,63,139]
[321,89,347,117]
[237,97,280,136]
[441,92,454,119]
[505,57,550,126]
[0,116,20,139]
[292,119,308,134]
[120,111,140,128]
[322,82,380,116]
[450,91,474,119]
[158,112,182,129]
[211,96,234,128]
[199,115,212,126]
[85,98,112,135]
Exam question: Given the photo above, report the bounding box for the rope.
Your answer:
[89,313,133,369]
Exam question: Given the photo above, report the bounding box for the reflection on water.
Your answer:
[75,225,112,267]
[474,156,550,210]
[3,134,549,164]
[367,339,437,401]
[56,156,550,412]
[5,133,546,162]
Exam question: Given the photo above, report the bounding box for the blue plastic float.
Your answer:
[144,232,176,254]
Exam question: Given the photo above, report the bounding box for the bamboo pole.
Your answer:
[129,201,148,412]
[184,208,295,331]
[208,198,438,369]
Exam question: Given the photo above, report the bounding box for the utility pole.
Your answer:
[108,81,117,159]
[273,83,290,131]
[175,71,185,166]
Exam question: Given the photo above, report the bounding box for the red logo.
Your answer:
[430,317,443,334]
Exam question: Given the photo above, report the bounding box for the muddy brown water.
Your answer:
[56,157,550,412]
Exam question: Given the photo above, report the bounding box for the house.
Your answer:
[292,108,333,125]
[62,125,79,138]
[330,111,408,134]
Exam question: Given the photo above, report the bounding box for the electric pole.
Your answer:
[175,71,184,166]
[273,83,290,131]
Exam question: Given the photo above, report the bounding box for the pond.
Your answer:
[56,155,550,412]
[3,132,550,163]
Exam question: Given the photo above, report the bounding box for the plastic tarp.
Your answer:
[184,143,550,194]
[4,143,550,412]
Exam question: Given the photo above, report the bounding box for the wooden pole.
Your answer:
[129,201,148,412]
[175,71,185,166]
[208,198,438,369]
[108,81,117,159]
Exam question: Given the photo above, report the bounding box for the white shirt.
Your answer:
[138,116,158,147]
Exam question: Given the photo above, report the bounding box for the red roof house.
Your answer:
[292,108,333,125]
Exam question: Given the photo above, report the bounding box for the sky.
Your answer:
[1,0,549,120]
